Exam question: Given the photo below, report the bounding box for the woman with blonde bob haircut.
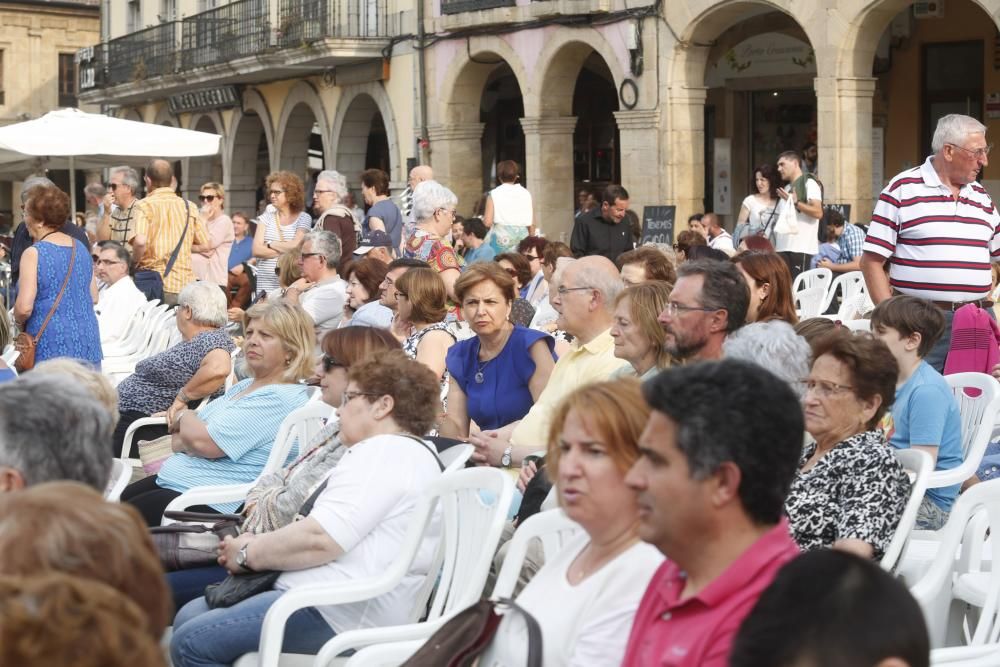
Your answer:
[611,281,673,379]
[122,300,314,526]
[480,378,664,666]
[395,267,456,405]
[0,481,172,638]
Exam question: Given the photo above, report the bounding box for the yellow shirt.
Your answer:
[135,187,208,294]
[509,328,629,449]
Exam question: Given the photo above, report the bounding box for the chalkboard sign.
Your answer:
[641,206,676,245]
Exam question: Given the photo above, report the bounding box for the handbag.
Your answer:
[14,241,77,372]
[133,200,192,302]
[774,194,799,235]
[137,434,174,476]
[150,511,244,572]
[401,597,542,667]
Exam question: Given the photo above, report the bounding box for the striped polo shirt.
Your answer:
[864,156,1000,302]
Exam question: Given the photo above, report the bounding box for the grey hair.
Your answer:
[178,281,228,327]
[411,180,458,222]
[723,321,812,399]
[932,114,987,153]
[20,176,55,203]
[110,166,141,194]
[0,375,113,491]
[316,170,348,201]
[677,259,749,333]
[304,230,342,269]
[84,182,105,199]
[584,264,625,312]
[33,359,118,415]
[98,240,130,265]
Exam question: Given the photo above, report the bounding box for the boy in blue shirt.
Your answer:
[872,295,963,530]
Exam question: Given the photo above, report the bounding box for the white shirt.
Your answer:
[709,230,735,254]
[774,178,822,254]
[490,183,533,227]
[95,276,148,345]
[481,532,663,667]
[275,434,442,632]
[300,277,347,341]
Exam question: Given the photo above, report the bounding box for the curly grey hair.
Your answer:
[723,320,812,399]
[304,230,342,269]
[411,180,458,223]
[316,170,348,202]
[178,281,228,327]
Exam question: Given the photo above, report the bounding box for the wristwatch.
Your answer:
[501,445,513,468]
[236,543,254,572]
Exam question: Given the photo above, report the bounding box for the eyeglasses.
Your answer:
[198,195,217,202]
[522,253,540,262]
[321,354,343,373]
[341,390,381,407]
[314,189,333,195]
[557,286,594,296]
[798,378,855,399]
[95,259,124,266]
[301,252,324,260]
[106,183,119,190]
[948,143,994,159]
[436,208,456,217]
[662,302,719,316]
[269,189,285,197]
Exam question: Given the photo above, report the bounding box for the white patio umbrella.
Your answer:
[0,108,222,216]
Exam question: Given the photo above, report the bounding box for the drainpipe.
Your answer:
[416,0,430,164]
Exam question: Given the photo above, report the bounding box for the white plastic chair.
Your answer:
[104,458,133,502]
[235,467,515,667]
[841,319,871,332]
[161,400,334,522]
[932,644,1000,666]
[820,270,865,316]
[881,449,934,572]
[909,479,1000,649]
[438,443,473,472]
[794,285,827,319]
[933,374,1000,490]
[102,300,163,358]
[792,267,833,298]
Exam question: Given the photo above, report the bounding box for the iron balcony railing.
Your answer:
[440,0,514,15]
[276,0,391,46]
[107,22,177,87]
[181,0,271,70]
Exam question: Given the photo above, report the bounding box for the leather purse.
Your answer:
[150,511,244,572]
[15,242,76,372]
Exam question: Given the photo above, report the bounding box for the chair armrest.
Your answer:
[315,616,454,665]
[926,466,975,489]
[338,639,425,667]
[161,483,252,522]
[121,416,167,459]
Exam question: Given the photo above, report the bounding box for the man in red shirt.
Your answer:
[622,359,805,667]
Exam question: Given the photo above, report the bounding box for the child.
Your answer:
[871,295,963,530]
[810,223,841,269]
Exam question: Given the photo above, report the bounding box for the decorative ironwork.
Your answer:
[107,22,177,87]
[440,0,514,15]
[181,0,270,70]
[277,0,391,46]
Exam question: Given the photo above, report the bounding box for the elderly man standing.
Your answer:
[658,259,749,363]
[94,241,147,345]
[133,159,208,305]
[621,359,804,666]
[470,255,628,467]
[0,375,114,492]
[313,169,357,258]
[401,164,434,222]
[283,230,346,340]
[862,113,1000,372]
[97,166,146,255]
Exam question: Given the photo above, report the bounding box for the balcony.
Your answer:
[440,0,513,15]
[79,0,399,106]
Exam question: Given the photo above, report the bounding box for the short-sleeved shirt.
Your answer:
[255,210,313,293]
[883,360,963,511]
[621,520,800,667]
[863,156,1000,302]
[134,187,209,294]
[228,236,253,270]
[155,379,310,512]
[300,277,347,340]
[463,243,496,266]
[348,300,393,329]
[191,213,234,286]
[117,328,235,414]
[836,222,865,263]
[364,199,404,251]
[446,326,555,431]
[785,429,911,560]
[774,179,822,254]
[107,199,147,247]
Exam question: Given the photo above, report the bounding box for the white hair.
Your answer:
[316,170,348,201]
[178,281,228,327]
[411,180,458,222]
[304,230,342,269]
[932,114,987,153]
[723,321,811,399]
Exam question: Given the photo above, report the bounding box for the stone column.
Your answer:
[427,122,484,217]
[614,109,661,216]
[520,116,577,243]
[815,76,877,223]
[665,84,708,230]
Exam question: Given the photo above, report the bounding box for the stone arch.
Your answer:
[529,30,628,118]
[437,36,530,126]
[224,88,275,215]
[331,83,401,187]
[153,104,176,127]
[185,113,225,203]
[274,80,331,178]
[119,108,143,122]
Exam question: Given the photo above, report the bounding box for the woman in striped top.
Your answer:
[252,171,313,294]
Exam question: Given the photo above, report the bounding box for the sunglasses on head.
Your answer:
[198,195,217,202]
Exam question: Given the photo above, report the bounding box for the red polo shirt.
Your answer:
[621,519,799,667]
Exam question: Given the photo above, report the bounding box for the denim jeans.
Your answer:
[170,590,335,667]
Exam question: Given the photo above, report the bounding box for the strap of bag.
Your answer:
[760,203,779,239]
[496,597,543,667]
[402,434,445,471]
[33,241,76,343]
[163,199,192,278]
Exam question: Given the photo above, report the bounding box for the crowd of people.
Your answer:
[2,112,999,666]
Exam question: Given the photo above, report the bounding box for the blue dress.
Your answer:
[27,240,102,367]
[446,326,555,431]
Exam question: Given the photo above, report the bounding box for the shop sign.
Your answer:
[706,33,816,87]
[167,86,241,115]
[76,46,97,91]
[641,206,676,245]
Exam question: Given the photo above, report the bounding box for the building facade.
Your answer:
[78,0,1000,241]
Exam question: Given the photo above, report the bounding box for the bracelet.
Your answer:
[176,389,190,404]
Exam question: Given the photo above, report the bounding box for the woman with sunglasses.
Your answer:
[252,171,312,295]
[191,182,234,292]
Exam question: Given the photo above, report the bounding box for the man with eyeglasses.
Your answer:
[658,259,748,363]
[191,182,234,291]
[377,257,429,341]
[861,113,1000,373]
[94,241,146,345]
[282,230,347,340]
[97,166,146,256]
[570,184,634,261]
[312,169,358,258]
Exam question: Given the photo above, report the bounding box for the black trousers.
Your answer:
[779,251,812,281]
[113,410,169,459]
[120,475,217,527]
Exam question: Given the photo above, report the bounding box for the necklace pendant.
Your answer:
[475,371,485,384]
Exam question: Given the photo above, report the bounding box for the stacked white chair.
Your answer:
[791,267,833,297]
[881,448,934,572]
[820,271,867,319]
[794,285,827,319]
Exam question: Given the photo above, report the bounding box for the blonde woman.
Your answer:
[610,281,674,379]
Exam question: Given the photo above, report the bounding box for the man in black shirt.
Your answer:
[569,184,633,262]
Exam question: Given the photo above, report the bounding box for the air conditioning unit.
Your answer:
[913,1,944,18]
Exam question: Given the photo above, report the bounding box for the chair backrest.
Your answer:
[792,267,833,296]
[438,444,473,472]
[104,458,132,502]
[821,270,865,314]
[933,373,1000,490]
[881,448,934,571]
[492,508,583,599]
[795,285,827,319]
[931,644,1000,666]
[259,400,335,479]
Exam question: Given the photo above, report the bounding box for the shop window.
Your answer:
[58,54,77,108]
[922,41,983,157]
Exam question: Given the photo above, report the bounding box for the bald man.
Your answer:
[469,255,629,467]
[401,165,434,223]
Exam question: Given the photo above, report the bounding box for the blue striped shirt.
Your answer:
[157,379,310,512]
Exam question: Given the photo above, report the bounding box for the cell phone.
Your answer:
[522,454,544,468]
